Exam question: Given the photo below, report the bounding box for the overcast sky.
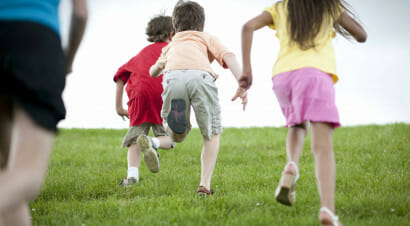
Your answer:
[58,0,410,129]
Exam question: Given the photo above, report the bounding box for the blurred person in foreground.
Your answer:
[0,0,88,225]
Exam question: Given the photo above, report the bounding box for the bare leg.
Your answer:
[156,136,174,149]
[0,203,30,226]
[310,122,338,224]
[0,97,12,169]
[284,122,307,174]
[199,134,220,190]
[127,144,141,169]
[0,106,54,219]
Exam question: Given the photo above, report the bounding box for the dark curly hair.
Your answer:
[172,1,205,32]
[146,15,174,43]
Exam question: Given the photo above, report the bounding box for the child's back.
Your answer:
[158,31,230,78]
[265,1,343,82]
[114,42,167,126]
[114,15,175,186]
[150,0,247,196]
[241,0,367,225]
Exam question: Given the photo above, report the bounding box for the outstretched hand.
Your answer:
[231,87,248,111]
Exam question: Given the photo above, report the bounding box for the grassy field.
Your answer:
[31,124,409,225]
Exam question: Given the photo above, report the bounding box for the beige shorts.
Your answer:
[161,70,222,139]
[121,122,168,148]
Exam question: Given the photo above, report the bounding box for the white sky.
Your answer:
[58,0,410,129]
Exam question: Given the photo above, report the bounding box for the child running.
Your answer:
[0,0,87,225]
[114,15,175,186]
[148,0,248,196]
[240,0,367,225]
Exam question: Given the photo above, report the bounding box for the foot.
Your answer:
[320,207,342,226]
[167,99,187,134]
[197,186,214,197]
[137,135,160,173]
[119,177,138,187]
[275,161,299,206]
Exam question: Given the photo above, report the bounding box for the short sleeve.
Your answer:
[207,35,232,69]
[113,66,131,83]
[264,4,277,30]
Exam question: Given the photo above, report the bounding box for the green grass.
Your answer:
[31,124,410,225]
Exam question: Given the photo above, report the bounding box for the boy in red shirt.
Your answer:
[113,15,175,186]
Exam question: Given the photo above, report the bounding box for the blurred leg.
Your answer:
[0,106,54,223]
[199,134,220,190]
[0,97,12,169]
[0,203,30,226]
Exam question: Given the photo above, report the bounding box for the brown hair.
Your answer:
[146,15,174,43]
[286,0,359,49]
[172,1,205,32]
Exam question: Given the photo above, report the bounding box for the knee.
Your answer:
[310,142,332,156]
[27,178,43,201]
[16,170,45,201]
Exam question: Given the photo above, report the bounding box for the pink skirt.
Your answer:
[272,67,340,128]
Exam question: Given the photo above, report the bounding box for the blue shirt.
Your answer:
[0,0,61,35]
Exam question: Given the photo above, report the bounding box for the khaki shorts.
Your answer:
[121,122,168,148]
[162,70,222,139]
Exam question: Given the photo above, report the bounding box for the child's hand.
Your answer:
[116,108,129,121]
[231,87,248,111]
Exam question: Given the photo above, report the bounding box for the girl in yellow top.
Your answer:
[240,0,367,225]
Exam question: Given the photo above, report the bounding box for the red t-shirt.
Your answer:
[113,42,168,126]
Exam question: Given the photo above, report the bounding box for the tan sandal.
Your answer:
[275,161,299,206]
[320,207,342,226]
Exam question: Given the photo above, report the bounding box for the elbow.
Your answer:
[357,34,367,43]
[73,4,88,22]
[356,31,368,43]
[242,22,254,34]
[149,67,157,77]
[73,11,88,22]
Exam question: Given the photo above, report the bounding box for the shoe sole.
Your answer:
[275,187,292,206]
[167,99,187,134]
[275,173,295,206]
[137,136,160,173]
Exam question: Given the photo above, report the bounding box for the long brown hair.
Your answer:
[286,0,357,49]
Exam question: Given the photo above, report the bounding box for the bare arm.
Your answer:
[149,61,164,78]
[223,53,242,80]
[65,0,88,74]
[223,53,248,110]
[241,11,274,89]
[336,12,367,43]
[115,79,129,120]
